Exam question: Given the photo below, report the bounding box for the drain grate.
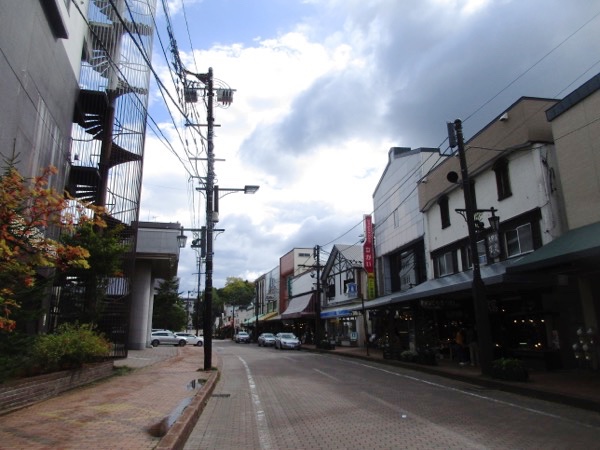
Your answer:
[212,393,231,398]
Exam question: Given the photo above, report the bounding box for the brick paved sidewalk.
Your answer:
[0,345,218,450]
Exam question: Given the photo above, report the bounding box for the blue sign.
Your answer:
[321,309,352,319]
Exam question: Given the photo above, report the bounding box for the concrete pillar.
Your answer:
[129,260,153,349]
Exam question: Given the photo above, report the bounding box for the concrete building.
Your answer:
[0,0,87,192]
[279,248,314,315]
[129,222,183,349]
[373,147,443,296]
[1,0,158,354]
[509,73,600,369]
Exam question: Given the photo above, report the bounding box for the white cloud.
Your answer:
[142,0,600,292]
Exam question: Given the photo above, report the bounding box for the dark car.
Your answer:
[257,332,276,347]
[235,331,251,343]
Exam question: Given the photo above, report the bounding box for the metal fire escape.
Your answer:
[51,0,157,355]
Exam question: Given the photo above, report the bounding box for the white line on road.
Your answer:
[238,356,274,450]
[338,357,600,430]
[313,368,339,381]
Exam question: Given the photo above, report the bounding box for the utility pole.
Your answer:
[450,119,494,376]
[200,67,215,371]
[314,245,322,345]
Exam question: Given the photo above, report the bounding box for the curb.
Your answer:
[156,358,222,450]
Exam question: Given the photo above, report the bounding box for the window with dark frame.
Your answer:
[493,158,512,200]
[465,240,488,269]
[435,251,455,277]
[438,195,450,229]
[505,223,534,257]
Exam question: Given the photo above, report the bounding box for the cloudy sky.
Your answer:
[139,0,600,295]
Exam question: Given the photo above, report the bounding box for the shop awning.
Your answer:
[243,311,279,325]
[507,222,600,273]
[362,260,513,310]
[260,311,278,321]
[281,293,314,319]
[321,306,359,319]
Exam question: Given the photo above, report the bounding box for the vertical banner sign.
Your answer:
[363,214,376,299]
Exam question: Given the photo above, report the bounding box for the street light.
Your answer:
[177,228,188,248]
[193,183,259,367]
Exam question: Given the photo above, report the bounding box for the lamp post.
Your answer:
[185,67,258,369]
[447,119,496,377]
[254,281,260,343]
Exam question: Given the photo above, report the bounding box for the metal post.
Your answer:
[255,284,260,342]
[453,119,494,376]
[314,245,322,345]
[203,68,215,370]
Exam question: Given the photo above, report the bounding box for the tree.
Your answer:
[218,277,255,308]
[0,163,98,331]
[58,221,126,324]
[152,277,187,331]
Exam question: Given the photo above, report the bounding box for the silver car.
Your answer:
[175,332,204,347]
[235,331,251,343]
[275,332,301,350]
[257,332,276,347]
[151,330,187,347]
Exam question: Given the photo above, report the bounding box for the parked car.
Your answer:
[234,331,251,343]
[275,332,301,350]
[175,332,204,346]
[151,330,187,347]
[257,332,276,347]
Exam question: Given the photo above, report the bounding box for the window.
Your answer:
[466,240,488,268]
[344,278,357,297]
[327,279,335,299]
[505,224,533,257]
[393,209,399,228]
[493,158,512,200]
[438,196,450,229]
[399,250,416,291]
[435,251,455,277]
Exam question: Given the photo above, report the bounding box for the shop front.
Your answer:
[364,259,569,367]
[280,292,316,343]
[321,309,361,347]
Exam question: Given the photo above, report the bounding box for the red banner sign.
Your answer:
[363,215,374,274]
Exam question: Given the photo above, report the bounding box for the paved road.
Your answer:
[184,341,600,449]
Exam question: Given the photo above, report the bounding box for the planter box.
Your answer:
[0,360,114,415]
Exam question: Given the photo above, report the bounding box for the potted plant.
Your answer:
[400,350,418,363]
[491,358,529,382]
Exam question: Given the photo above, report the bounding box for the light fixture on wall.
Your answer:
[177,228,188,248]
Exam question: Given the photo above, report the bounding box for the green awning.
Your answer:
[508,222,600,272]
[243,312,279,325]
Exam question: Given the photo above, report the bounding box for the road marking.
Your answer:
[238,356,274,450]
[314,368,339,381]
[339,357,600,430]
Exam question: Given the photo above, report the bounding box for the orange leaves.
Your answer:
[0,165,94,331]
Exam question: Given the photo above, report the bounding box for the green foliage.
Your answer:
[152,277,187,331]
[218,277,255,308]
[31,323,111,372]
[59,221,126,323]
[0,160,95,331]
[492,358,529,382]
[0,332,37,382]
[400,350,418,362]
